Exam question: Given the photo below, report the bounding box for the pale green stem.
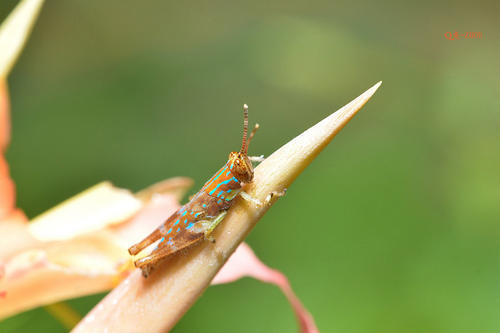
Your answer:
[44,302,82,331]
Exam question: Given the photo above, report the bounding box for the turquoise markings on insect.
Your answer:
[128,104,259,278]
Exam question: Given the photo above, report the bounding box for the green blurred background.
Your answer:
[1,0,499,332]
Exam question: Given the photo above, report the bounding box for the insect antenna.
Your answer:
[240,104,249,155]
[247,123,259,148]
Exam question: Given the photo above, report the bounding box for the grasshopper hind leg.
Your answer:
[134,235,205,277]
[134,242,179,277]
[128,228,163,256]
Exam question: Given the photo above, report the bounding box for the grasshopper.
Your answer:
[129,104,277,277]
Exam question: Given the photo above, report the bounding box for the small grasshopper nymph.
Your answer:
[129,104,265,277]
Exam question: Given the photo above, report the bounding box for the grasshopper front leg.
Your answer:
[240,191,263,206]
[249,155,265,163]
[240,188,287,207]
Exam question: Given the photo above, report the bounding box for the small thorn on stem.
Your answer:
[265,188,287,205]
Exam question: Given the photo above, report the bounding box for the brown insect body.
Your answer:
[129,105,258,277]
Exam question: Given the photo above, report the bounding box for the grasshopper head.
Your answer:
[228,151,253,183]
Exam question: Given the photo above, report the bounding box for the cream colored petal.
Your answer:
[28,177,193,242]
[0,0,45,79]
[28,182,143,241]
[0,210,36,259]
[73,82,382,333]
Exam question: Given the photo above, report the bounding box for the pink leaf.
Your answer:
[212,243,319,333]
